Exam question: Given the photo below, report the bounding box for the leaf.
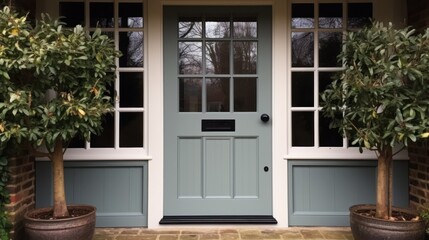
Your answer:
[364,140,371,149]
[421,132,429,138]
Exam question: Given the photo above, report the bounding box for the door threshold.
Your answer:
[159,215,277,224]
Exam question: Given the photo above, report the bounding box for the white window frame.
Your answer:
[56,0,149,160]
[285,0,408,160]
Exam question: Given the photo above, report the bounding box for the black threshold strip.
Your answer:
[159,215,278,224]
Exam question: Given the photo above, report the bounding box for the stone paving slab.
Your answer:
[93,227,353,240]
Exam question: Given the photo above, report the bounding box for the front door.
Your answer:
[163,6,272,222]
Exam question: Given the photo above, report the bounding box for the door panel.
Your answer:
[164,6,272,217]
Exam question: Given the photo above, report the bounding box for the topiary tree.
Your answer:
[321,22,429,220]
[0,6,121,218]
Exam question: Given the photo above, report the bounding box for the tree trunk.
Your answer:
[376,146,393,220]
[51,138,69,218]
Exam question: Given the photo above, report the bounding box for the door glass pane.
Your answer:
[206,78,230,112]
[292,72,313,107]
[319,32,342,67]
[120,112,143,147]
[119,32,143,67]
[291,3,314,28]
[90,2,114,28]
[234,78,257,112]
[180,78,202,112]
[319,72,336,106]
[233,18,257,38]
[233,41,257,74]
[91,114,115,148]
[348,3,373,28]
[119,3,143,28]
[319,114,343,147]
[206,19,230,38]
[292,112,314,146]
[179,19,202,38]
[179,42,203,74]
[120,72,143,108]
[319,3,342,28]
[60,2,85,27]
[206,41,230,74]
[292,32,314,67]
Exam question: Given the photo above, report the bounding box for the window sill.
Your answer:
[36,148,151,161]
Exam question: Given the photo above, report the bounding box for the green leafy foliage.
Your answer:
[321,22,429,153]
[0,6,121,221]
[0,6,121,153]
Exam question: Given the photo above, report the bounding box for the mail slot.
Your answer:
[202,119,235,132]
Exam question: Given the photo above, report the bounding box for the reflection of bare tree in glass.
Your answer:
[179,42,203,74]
[233,21,257,38]
[206,41,229,74]
[292,32,314,67]
[205,21,230,74]
[319,18,342,28]
[179,21,203,38]
[127,17,143,28]
[234,42,257,74]
[126,32,143,67]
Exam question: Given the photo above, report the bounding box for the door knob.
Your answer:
[260,114,270,122]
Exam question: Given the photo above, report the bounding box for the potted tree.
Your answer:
[0,7,120,240]
[321,21,429,240]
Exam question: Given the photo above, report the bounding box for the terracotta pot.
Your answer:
[350,204,425,240]
[24,205,96,240]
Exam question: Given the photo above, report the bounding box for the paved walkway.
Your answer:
[93,227,353,240]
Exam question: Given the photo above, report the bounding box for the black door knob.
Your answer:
[260,114,270,122]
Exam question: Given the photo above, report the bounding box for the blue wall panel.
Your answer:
[36,161,148,227]
[288,160,409,226]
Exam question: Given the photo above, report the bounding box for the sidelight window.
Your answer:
[290,1,373,148]
[59,0,146,156]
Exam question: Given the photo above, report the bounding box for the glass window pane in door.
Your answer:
[319,32,342,67]
[319,3,342,28]
[91,114,115,148]
[292,32,314,67]
[292,72,314,107]
[180,78,202,112]
[319,114,343,147]
[292,112,314,146]
[119,3,143,28]
[90,2,114,28]
[119,32,144,67]
[206,78,230,112]
[206,41,230,74]
[234,78,256,112]
[179,42,203,74]
[233,18,257,38]
[291,4,314,28]
[179,19,202,38]
[348,3,373,28]
[206,19,230,38]
[120,72,143,108]
[233,41,257,74]
[60,2,85,27]
[120,112,143,147]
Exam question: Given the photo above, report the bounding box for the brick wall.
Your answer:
[6,155,35,240]
[407,0,429,211]
[409,141,429,210]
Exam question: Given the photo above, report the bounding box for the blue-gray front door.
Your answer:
[163,6,272,217]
